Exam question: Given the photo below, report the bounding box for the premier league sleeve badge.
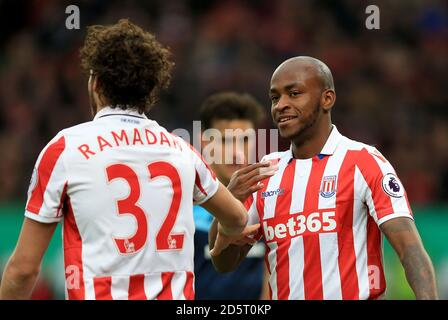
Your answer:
[381,173,404,198]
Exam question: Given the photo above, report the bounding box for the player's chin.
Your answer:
[278,126,299,140]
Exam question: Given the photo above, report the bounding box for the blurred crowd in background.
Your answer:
[0,0,447,205]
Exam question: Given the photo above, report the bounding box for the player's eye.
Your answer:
[270,95,279,103]
[290,91,300,97]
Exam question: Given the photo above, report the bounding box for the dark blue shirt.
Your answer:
[194,205,265,299]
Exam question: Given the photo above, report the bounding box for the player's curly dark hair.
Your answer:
[80,19,173,113]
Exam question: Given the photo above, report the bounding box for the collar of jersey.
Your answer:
[93,106,148,121]
[285,124,343,162]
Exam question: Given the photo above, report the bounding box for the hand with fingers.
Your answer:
[210,223,261,257]
[227,161,278,202]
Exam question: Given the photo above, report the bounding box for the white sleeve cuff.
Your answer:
[193,180,220,205]
[377,212,414,226]
[25,211,62,224]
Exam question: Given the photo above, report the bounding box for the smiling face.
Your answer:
[269,58,335,143]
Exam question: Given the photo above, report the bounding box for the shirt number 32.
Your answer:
[106,162,184,255]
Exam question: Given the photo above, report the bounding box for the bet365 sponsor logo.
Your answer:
[263,210,337,242]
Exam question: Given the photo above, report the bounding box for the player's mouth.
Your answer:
[277,115,298,127]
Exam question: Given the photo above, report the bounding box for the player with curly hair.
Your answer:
[0,19,254,300]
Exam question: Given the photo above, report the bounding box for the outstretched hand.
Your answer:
[210,223,261,257]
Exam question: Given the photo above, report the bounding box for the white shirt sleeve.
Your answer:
[180,139,219,205]
[357,147,413,226]
[25,133,68,223]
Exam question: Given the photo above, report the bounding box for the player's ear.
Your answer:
[321,89,336,113]
[89,70,99,92]
[92,75,99,92]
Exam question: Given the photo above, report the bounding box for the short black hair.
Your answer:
[199,92,265,130]
[80,19,174,113]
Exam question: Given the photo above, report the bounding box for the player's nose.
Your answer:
[274,94,290,111]
[273,95,290,113]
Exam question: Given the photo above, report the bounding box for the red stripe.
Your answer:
[157,272,174,300]
[244,194,254,210]
[183,272,195,300]
[56,182,68,217]
[195,170,208,197]
[355,149,393,298]
[187,143,217,180]
[93,277,113,300]
[264,242,273,300]
[302,156,329,300]
[336,151,360,299]
[27,136,66,214]
[63,197,85,300]
[274,161,295,299]
[357,149,394,220]
[128,274,147,300]
[254,177,271,241]
[256,177,270,221]
[366,214,386,299]
[256,160,277,295]
[356,149,391,299]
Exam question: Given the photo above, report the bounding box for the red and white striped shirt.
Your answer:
[25,107,218,300]
[246,125,412,300]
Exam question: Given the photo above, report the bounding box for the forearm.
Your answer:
[0,218,56,300]
[259,265,270,300]
[202,183,248,236]
[0,261,39,300]
[209,219,246,272]
[400,244,438,300]
[381,217,439,300]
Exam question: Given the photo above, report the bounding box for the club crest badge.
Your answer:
[382,173,404,198]
[320,175,337,198]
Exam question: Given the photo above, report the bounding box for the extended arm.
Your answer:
[207,162,271,273]
[0,218,57,299]
[201,183,248,236]
[380,217,438,299]
[208,218,255,273]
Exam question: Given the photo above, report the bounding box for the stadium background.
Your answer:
[0,0,447,299]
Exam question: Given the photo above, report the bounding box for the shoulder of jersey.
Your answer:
[58,118,163,138]
[58,121,96,136]
[260,150,289,162]
[340,136,389,162]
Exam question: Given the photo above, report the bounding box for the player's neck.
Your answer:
[291,120,332,159]
[95,104,109,114]
[91,91,111,117]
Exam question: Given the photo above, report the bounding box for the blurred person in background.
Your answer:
[194,92,269,299]
[0,19,254,300]
[210,56,438,300]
